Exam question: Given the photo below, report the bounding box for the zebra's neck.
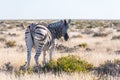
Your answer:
[48,24,63,39]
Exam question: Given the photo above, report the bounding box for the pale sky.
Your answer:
[0,0,120,19]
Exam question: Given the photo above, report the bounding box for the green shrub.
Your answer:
[44,55,93,73]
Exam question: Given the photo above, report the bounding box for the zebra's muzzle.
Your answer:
[64,33,69,41]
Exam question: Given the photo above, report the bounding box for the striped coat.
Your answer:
[25,19,71,67]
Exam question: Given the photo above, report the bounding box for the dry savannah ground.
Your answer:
[0,20,120,80]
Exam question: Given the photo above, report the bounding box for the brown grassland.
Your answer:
[0,20,120,80]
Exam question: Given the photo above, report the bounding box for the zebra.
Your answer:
[25,19,71,67]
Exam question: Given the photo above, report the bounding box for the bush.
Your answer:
[81,29,94,34]
[72,34,83,38]
[78,43,88,48]
[7,26,14,29]
[44,55,93,73]
[93,32,108,37]
[0,37,6,42]
[111,35,120,40]
[94,60,120,77]
[5,40,16,47]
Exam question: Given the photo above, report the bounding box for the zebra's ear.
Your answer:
[64,19,67,26]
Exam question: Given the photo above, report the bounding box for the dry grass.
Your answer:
[0,72,97,80]
[0,20,120,80]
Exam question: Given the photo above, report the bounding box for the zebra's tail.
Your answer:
[25,26,34,47]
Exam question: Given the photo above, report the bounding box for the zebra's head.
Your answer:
[61,19,71,41]
[48,19,71,40]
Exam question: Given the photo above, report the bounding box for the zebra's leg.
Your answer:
[27,48,32,68]
[25,31,33,68]
[34,47,42,66]
[43,51,47,65]
[49,43,55,62]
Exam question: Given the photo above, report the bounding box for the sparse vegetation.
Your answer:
[4,62,13,72]
[78,43,88,48]
[5,40,16,47]
[117,29,120,32]
[111,35,120,40]
[82,29,94,34]
[0,37,6,42]
[93,32,108,37]
[7,26,14,29]
[94,60,120,78]
[72,34,83,38]
[55,44,76,53]
[8,33,18,37]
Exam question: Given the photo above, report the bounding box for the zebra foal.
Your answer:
[25,19,71,67]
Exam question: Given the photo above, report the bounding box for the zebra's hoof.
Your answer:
[34,65,41,73]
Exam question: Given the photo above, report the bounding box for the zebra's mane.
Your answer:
[48,20,63,28]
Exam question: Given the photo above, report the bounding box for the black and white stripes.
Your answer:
[25,19,71,67]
